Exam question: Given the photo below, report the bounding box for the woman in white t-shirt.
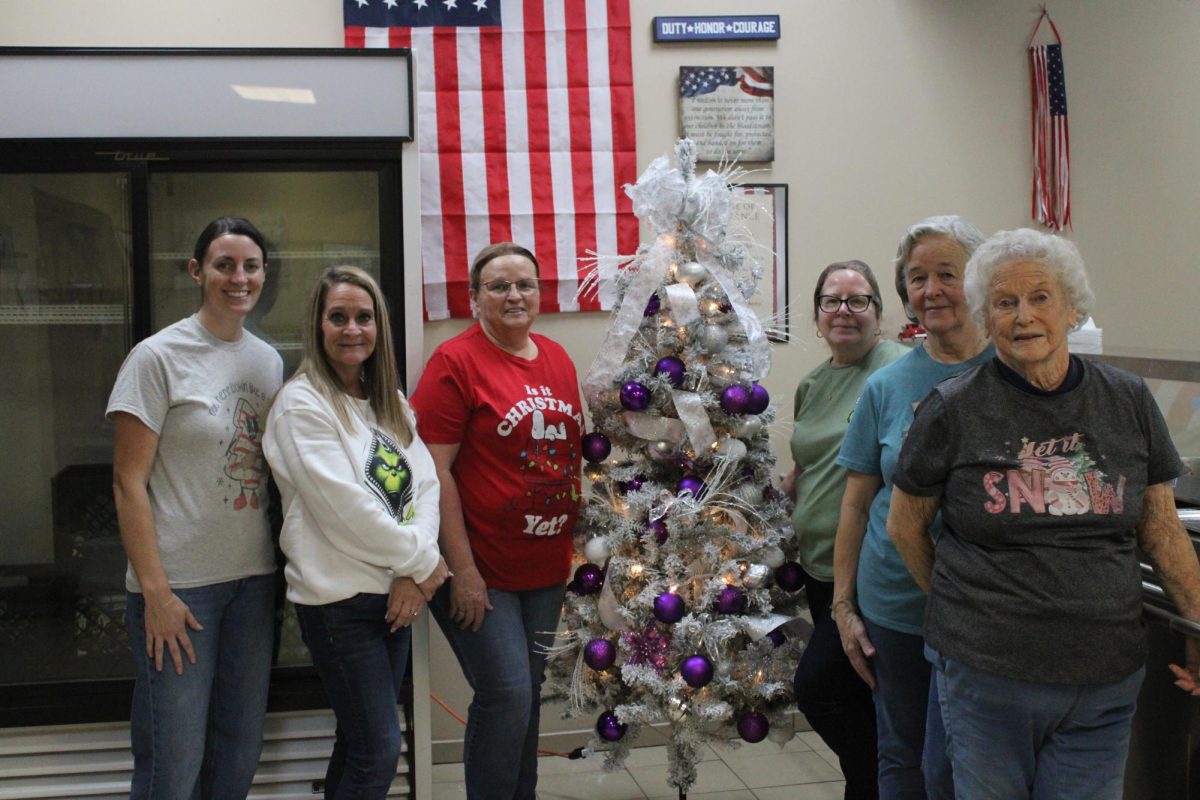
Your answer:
[264,266,448,799]
[108,216,283,799]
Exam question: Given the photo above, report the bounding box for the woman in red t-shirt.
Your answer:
[410,242,582,800]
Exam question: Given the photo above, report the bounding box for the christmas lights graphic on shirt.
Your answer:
[982,433,1126,515]
[498,385,581,536]
[224,397,267,511]
[365,430,414,521]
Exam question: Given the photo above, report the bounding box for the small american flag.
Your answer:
[345,0,639,319]
[1029,12,1070,230]
[680,66,773,99]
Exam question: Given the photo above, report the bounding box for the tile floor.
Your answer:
[432,730,845,799]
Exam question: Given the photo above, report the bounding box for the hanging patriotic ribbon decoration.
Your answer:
[1028,6,1070,230]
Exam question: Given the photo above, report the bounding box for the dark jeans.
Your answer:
[794,571,879,800]
[126,574,275,800]
[430,582,565,800]
[863,617,953,800]
[296,593,412,800]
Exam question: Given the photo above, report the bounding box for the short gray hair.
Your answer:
[964,228,1095,331]
[894,215,986,322]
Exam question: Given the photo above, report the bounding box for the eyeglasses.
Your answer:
[482,279,540,296]
[818,294,873,314]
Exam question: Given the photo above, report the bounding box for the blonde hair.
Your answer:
[292,265,413,446]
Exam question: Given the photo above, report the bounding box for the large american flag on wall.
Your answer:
[344,0,639,319]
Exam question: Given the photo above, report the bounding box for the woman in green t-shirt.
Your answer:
[782,260,905,799]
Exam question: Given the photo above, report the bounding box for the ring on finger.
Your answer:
[410,609,419,616]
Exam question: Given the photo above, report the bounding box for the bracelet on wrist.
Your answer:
[151,596,177,611]
[831,598,856,615]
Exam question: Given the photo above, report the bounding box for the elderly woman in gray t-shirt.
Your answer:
[888,228,1200,800]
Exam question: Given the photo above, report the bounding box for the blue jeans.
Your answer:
[296,593,412,800]
[794,573,878,800]
[928,645,1144,800]
[863,617,953,800]
[430,582,565,800]
[126,574,275,800]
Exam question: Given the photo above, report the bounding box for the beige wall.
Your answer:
[6,0,1200,756]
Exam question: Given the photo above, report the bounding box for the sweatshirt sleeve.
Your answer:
[265,388,441,582]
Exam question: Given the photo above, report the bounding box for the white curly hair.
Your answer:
[964,228,1095,332]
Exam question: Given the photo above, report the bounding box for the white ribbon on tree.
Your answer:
[623,412,685,444]
[670,390,717,453]
[696,248,770,382]
[663,282,701,327]
[582,234,674,406]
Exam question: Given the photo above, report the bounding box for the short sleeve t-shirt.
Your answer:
[837,341,996,634]
[106,315,283,592]
[410,325,582,591]
[893,358,1182,684]
[790,339,907,580]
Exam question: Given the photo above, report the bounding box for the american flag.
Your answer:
[1030,40,1070,230]
[345,0,638,319]
[680,66,773,99]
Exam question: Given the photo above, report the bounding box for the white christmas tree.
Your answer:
[543,140,806,794]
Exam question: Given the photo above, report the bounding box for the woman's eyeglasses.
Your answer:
[482,279,540,296]
[818,294,873,313]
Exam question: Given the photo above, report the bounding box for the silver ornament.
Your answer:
[648,440,677,462]
[676,260,708,287]
[707,361,738,386]
[743,563,770,589]
[761,546,786,569]
[736,481,761,505]
[734,416,764,438]
[715,437,747,461]
[701,324,729,352]
[767,718,795,745]
[584,537,611,563]
[665,697,689,722]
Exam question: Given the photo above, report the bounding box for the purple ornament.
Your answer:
[618,475,646,494]
[620,381,651,411]
[643,294,661,317]
[714,585,747,615]
[680,654,714,688]
[643,519,669,545]
[653,591,686,624]
[596,710,628,742]
[676,475,705,499]
[581,432,612,463]
[766,628,786,648]
[747,382,770,415]
[737,711,770,743]
[654,356,686,388]
[623,625,671,673]
[720,384,752,415]
[774,561,804,592]
[584,638,617,670]
[574,563,605,595]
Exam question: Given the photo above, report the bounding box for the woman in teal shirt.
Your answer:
[833,216,993,799]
